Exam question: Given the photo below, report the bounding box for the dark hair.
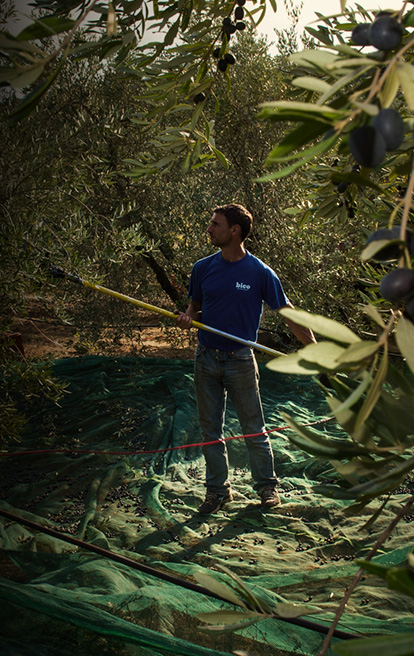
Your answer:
[213,203,253,242]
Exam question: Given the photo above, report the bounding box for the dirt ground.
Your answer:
[9,304,196,361]
[7,296,284,362]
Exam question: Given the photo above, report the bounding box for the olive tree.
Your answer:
[200,4,414,653]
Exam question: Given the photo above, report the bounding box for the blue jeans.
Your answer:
[194,344,277,496]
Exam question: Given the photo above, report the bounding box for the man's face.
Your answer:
[207,212,236,247]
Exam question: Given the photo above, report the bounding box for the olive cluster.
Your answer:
[351,12,403,51]
[348,108,405,168]
[365,227,414,321]
[335,163,360,194]
[215,0,246,73]
[194,1,246,103]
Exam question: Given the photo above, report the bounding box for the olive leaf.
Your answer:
[291,77,332,93]
[357,560,414,598]
[379,63,400,108]
[325,396,370,443]
[396,61,414,111]
[273,601,322,618]
[299,342,348,369]
[217,565,271,614]
[354,347,388,435]
[361,238,404,262]
[10,64,45,90]
[348,455,414,499]
[8,56,66,125]
[280,412,372,459]
[395,316,414,374]
[336,341,380,365]
[267,351,323,375]
[290,49,339,69]
[314,197,340,219]
[312,485,356,500]
[265,121,327,160]
[197,609,261,627]
[329,369,373,415]
[0,32,43,55]
[334,632,414,656]
[17,17,76,40]
[260,132,339,180]
[279,308,361,344]
[385,568,414,598]
[327,58,377,71]
[259,100,345,123]
[362,304,385,328]
[193,572,247,608]
[318,66,372,104]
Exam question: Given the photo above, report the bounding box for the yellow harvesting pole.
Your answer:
[50,265,284,358]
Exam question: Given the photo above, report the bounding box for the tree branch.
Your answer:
[318,494,414,656]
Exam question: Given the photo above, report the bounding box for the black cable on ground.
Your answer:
[0,507,359,641]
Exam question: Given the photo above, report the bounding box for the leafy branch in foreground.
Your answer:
[258,5,414,180]
[258,5,414,653]
[259,3,414,519]
[194,563,325,632]
[193,505,414,656]
[1,0,276,171]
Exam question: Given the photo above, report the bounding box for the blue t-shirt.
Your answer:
[188,250,289,350]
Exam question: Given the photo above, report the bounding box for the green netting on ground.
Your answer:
[1,355,414,656]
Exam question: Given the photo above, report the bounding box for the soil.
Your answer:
[9,302,196,361]
[7,298,284,362]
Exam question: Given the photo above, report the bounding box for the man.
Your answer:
[176,204,315,514]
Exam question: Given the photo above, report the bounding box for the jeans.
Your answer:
[194,344,277,496]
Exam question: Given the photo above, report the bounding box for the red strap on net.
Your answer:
[1,418,333,458]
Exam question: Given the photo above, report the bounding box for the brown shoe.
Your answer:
[260,487,281,510]
[198,491,233,514]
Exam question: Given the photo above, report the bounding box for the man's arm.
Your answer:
[176,300,202,330]
[279,302,316,346]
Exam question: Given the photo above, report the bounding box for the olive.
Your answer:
[372,108,405,151]
[337,181,349,194]
[405,294,414,322]
[379,268,414,303]
[213,47,221,59]
[193,93,205,104]
[225,23,237,34]
[351,23,371,46]
[236,21,246,30]
[236,0,246,5]
[218,58,228,72]
[368,15,403,51]
[224,52,236,65]
[366,227,402,260]
[235,6,244,20]
[348,126,386,168]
